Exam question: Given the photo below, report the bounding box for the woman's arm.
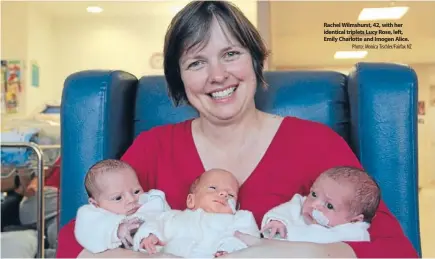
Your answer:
[78,247,150,258]
[226,234,356,258]
[78,248,180,258]
[344,200,418,258]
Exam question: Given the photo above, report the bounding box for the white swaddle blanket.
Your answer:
[74,189,170,253]
[261,194,371,243]
[134,208,260,258]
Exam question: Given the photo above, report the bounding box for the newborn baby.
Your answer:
[262,166,380,243]
[74,159,170,253]
[133,168,261,258]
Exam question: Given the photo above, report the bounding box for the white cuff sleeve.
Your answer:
[74,204,125,253]
[132,220,165,251]
[136,189,171,217]
[261,194,305,238]
[233,210,261,238]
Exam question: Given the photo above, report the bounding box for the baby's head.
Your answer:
[85,159,144,215]
[302,166,380,227]
[187,169,239,214]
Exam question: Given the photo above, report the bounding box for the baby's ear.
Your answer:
[89,197,98,207]
[351,214,364,223]
[186,194,195,209]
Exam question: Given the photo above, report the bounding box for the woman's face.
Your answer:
[179,18,257,123]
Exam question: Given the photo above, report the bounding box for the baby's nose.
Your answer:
[125,193,137,203]
[218,190,228,197]
[312,200,323,209]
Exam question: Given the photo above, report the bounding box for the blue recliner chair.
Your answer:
[60,62,421,255]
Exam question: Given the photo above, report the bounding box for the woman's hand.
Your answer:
[17,168,52,197]
[23,177,38,197]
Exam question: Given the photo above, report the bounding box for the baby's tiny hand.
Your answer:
[117,217,144,248]
[214,251,228,257]
[261,220,287,239]
[141,234,164,254]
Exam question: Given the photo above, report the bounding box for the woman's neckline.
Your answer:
[186,115,289,188]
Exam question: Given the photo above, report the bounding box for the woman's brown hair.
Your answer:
[163,1,269,106]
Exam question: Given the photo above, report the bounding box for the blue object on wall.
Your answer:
[31,62,39,87]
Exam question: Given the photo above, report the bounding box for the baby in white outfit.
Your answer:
[262,166,380,243]
[134,168,261,258]
[74,159,170,253]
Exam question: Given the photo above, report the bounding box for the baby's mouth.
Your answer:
[126,205,140,215]
[303,212,315,224]
[312,209,330,227]
[213,200,227,206]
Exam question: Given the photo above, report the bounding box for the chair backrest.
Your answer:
[135,71,351,140]
[60,62,420,254]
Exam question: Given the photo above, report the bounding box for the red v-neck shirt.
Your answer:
[56,116,417,258]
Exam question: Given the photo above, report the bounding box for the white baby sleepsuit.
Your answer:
[262,194,370,243]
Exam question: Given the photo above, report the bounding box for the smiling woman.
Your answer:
[56,1,418,258]
[163,1,268,108]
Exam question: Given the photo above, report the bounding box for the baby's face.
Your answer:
[89,168,144,215]
[187,169,239,214]
[301,175,362,227]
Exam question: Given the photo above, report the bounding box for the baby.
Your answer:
[74,159,170,253]
[261,166,380,243]
[133,168,261,258]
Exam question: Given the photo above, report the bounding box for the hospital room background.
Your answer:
[1,1,434,258]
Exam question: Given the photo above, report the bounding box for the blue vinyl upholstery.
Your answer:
[60,63,420,255]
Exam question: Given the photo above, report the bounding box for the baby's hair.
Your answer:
[84,159,134,198]
[189,175,202,194]
[188,168,238,193]
[322,166,381,223]
[189,168,241,211]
